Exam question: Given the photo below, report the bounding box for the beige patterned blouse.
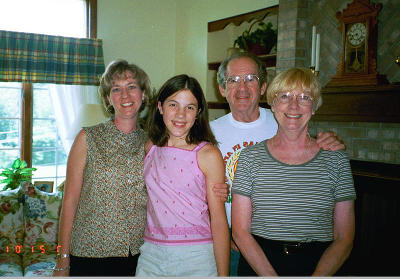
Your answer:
[70,120,147,257]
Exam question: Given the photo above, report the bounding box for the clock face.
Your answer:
[347,23,367,47]
[345,22,367,73]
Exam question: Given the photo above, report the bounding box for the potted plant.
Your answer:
[0,158,36,191]
[234,20,277,55]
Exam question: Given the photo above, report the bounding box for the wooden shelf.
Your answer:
[208,101,270,110]
[208,5,278,32]
[208,84,400,123]
[350,159,400,181]
[314,84,400,123]
[208,53,277,71]
[207,62,221,71]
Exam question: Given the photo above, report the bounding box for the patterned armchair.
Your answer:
[0,182,62,276]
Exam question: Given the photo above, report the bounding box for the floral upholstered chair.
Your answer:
[0,186,24,276]
[0,182,62,276]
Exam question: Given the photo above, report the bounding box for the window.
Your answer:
[0,83,22,168]
[32,85,68,186]
[0,0,97,189]
[0,0,92,38]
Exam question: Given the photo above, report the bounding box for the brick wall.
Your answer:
[309,120,400,164]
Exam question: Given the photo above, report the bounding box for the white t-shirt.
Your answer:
[210,107,278,227]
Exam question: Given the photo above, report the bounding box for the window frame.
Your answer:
[18,0,97,167]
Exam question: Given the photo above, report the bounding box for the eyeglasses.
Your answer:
[274,92,314,106]
[225,74,259,88]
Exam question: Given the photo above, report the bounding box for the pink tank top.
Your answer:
[143,142,213,246]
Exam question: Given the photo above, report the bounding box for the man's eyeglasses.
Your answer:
[274,92,314,106]
[225,74,259,88]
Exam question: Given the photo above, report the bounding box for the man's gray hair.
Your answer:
[217,52,267,89]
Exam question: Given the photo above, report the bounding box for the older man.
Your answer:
[210,52,344,276]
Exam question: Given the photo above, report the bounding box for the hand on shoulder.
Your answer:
[316,131,346,151]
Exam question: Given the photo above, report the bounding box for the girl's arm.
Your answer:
[232,193,277,276]
[312,200,355,276]
[198,144,230,276]
[53,129,87,276]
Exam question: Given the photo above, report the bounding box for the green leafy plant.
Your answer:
[0,158,36,191]
[234,21,277,55]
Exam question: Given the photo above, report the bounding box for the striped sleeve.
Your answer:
[332,151,356,202]
[232,147,254,197]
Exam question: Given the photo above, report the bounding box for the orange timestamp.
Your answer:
[2,245,62,254]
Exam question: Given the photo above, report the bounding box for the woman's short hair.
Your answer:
[99,59,151,115]
[266,67,323,111]
[147,74,217,146]
[217,52,267,89]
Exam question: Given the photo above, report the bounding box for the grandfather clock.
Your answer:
[327,0,388,87]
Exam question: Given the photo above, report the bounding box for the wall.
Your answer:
[97,0,177,90]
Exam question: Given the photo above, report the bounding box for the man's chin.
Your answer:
[232,102,255,111]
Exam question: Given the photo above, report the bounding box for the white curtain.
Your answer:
[49,84,102,154]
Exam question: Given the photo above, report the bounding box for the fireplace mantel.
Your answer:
[207,84,400,123]
[314,84,400,123]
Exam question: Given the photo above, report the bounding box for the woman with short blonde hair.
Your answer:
[232,67,355,276]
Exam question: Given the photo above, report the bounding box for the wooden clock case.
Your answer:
[327,0,388,87]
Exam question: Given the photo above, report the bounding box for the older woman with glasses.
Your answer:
[231,67,356,276]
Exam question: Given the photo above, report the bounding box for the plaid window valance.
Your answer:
[0,30,105,85]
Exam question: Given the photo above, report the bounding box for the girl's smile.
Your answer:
[158,89,199,145]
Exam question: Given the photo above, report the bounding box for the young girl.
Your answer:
[135,74,230,276]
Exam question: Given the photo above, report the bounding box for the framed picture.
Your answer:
[34,181,54,193]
